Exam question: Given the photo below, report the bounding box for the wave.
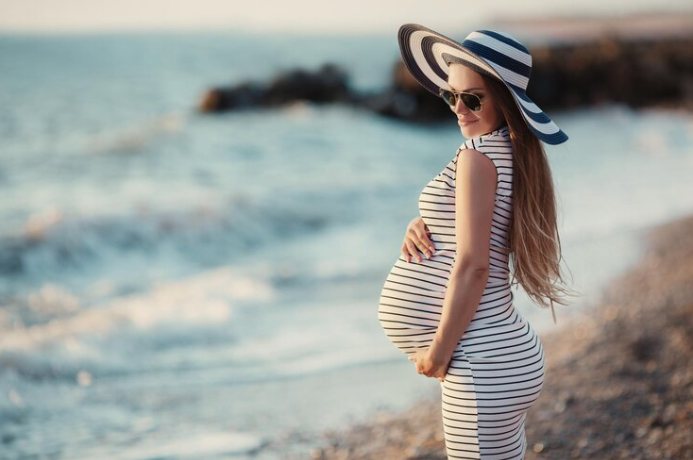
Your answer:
[0,193,331,285]
[0,265,273,382]
[82,112,187,155]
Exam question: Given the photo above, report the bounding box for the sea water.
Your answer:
[1,31,692,460]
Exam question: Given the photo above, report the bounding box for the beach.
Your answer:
[2,29,693,460]
[307,211,693,460]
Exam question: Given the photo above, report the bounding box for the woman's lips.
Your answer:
[458,119,477,126]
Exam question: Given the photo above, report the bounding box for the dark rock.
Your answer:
[197,21,693,121]
[198,63,351,113]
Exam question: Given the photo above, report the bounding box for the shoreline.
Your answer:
[304,211,693,460]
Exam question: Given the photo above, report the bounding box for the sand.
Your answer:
[305,212,693,460]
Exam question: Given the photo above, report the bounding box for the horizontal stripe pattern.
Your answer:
[377,125,546,459]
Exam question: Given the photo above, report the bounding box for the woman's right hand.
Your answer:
[402,216,435,263]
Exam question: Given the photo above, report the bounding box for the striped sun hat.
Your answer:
[398,24,569,145]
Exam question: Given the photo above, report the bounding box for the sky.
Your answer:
[0,0,691,34]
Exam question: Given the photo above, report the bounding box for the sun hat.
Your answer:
[398,24,569,145]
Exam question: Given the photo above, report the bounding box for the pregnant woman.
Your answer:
[378,25,577,459]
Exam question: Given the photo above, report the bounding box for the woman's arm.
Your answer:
[428,148,497,365]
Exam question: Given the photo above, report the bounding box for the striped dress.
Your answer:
[377,124,546,460]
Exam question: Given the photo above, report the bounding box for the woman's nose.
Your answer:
[453,99,471,115]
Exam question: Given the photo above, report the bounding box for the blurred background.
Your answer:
[1,1,692,459]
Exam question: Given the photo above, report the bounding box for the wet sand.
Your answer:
[306,212,693,460]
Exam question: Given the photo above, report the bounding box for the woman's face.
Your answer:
[447,64,505,138]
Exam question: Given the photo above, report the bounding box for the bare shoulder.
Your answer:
[455,148,497,186]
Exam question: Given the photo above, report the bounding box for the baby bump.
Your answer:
[377,255,452,352]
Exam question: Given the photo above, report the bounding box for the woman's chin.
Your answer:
[458,120,479,135]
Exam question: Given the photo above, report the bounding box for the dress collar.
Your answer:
[460,124,510,148]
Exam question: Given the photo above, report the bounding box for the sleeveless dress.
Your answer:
[377,125,546,460]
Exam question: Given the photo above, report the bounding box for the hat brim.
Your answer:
[398,23,569,146]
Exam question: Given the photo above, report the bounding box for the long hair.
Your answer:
[483,75,581,324]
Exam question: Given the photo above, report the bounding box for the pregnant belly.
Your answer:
[377,254,520,356]
[377,256,451,330]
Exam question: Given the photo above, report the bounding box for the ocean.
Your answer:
[1,30,692,460]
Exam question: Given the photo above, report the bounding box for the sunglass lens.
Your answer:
[440,90,455,106]
[461,93,481,112]
[440,90,482,112]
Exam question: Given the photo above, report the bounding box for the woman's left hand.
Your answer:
[408,349,449,382]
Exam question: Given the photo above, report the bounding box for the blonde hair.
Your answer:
[483,75,581,324]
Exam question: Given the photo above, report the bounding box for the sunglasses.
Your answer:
[438,88,484,112]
